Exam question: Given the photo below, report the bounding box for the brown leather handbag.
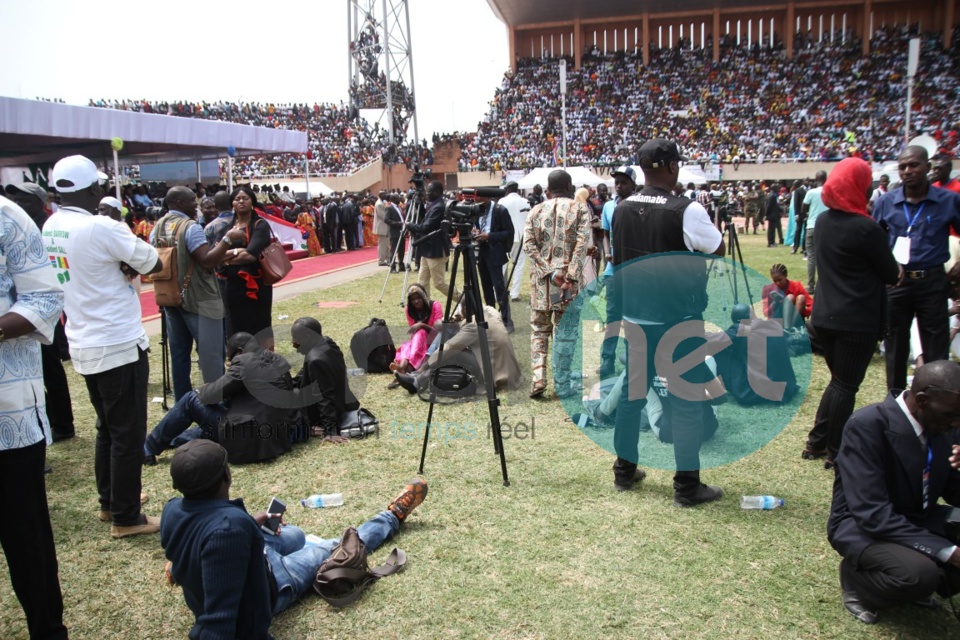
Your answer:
[258,222,293,285]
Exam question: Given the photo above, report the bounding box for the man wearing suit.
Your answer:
[473,191,515,333]
[828,360,960,624]
[291,317,358,442]
[375,191,391,266]
[385,194,406,272]
[407,181,455,300]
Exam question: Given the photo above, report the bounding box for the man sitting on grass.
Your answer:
[392,297,522,395]
[161,439,427,640]
[291,317,359,442]
[144,332,301,465]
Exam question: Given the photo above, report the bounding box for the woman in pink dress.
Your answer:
[391,283,443,376]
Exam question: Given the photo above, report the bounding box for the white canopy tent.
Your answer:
[517,166,605,190]
[601,165,710,188]
[0,97,308,168]
[255,179,334,198]
[0,97,309,197]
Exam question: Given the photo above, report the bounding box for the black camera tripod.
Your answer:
[714,216,755,312]
[413,219,510,486]
[378,187,426,307]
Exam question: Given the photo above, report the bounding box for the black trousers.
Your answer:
[842,542,960,610]
[40,341,74,439]
[766,216,783,245]
[477,254,511,326]
[612,321,710,493]
[884,271,950,390]
[806,327,878,459]
[0,440,68,639]
[389,233,405,268]
[84,348,149,526]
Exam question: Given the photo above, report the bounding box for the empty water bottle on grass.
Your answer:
[347,368,365,376]
[301,493,344,508]
[740,495,784,510]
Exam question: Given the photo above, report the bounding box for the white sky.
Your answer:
[0,0,509,142]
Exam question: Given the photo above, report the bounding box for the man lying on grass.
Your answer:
[160,439,427,640]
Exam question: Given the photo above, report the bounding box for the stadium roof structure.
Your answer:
[486,0,822,26]
[0,97,308,168]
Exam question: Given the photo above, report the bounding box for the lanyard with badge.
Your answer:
[892,202,926,264]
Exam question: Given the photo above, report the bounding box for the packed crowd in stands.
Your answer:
[88,99,430,177]
[459,27,960,171]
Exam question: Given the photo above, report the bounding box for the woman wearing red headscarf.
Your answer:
[802,157,903,468]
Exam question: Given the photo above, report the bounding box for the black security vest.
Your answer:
[610,186,709,323]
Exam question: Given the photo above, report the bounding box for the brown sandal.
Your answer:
[529,384,546,398]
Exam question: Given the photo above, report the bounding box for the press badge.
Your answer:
[893,235,911,265]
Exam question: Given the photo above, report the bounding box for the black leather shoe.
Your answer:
[674,484,723,507]
[395,372,418,395]
[840,562,878,624]
[52,431,75,443]
[614,468,646,492]
[143,454,157,466]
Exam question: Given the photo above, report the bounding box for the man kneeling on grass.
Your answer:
[161,439,427,639]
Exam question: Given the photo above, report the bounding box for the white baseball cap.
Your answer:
[99,196,123,210]
[51,155,108,193]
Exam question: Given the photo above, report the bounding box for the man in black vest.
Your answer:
[610,138,726,506]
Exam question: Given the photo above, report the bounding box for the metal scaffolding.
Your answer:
[347,0,419,146]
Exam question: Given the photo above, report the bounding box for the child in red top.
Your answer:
[762,263,812,328]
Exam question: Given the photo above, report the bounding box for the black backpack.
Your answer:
[351,318,397,373]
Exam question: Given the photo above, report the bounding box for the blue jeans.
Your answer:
[144,390,225,456]
[265,510,400,614]
[165,306,225,401]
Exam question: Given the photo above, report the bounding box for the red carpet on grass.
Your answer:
[140,247,378,321]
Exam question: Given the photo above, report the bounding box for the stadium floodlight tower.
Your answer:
[347,0,419,147]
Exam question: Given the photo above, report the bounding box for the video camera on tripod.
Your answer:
[440,187,506,236]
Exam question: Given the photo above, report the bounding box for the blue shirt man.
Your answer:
[872,145,960,390]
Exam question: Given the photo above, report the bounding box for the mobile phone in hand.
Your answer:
[262,497,286,535]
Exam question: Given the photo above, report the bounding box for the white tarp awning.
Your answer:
[517,166,606,190]
[254,179,334,198]
[602,165,710,188]
[0,97,307,167]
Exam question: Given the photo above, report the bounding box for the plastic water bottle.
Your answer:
[301,493,344,508]
[740,495,784,510]
[347,368,365,376]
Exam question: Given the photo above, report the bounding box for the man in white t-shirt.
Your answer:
[43,155,163,539]
[497,181,531,301]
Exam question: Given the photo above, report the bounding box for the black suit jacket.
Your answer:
[292,336,359,436]
[476,202,514,267]
[197,349,300,463]
[828,392,960,568]
[407,198,450,258]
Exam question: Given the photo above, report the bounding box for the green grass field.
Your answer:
[3,229,958,639]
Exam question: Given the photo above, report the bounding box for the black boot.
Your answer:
[673,470,723,507]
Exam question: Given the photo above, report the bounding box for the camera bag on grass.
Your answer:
[338,407,379,439]
[350,318,397,373]
[152,215,195,308]
[312,527,406,607]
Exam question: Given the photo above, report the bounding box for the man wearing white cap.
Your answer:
[98,196,124,222]
[43,154,164,539]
